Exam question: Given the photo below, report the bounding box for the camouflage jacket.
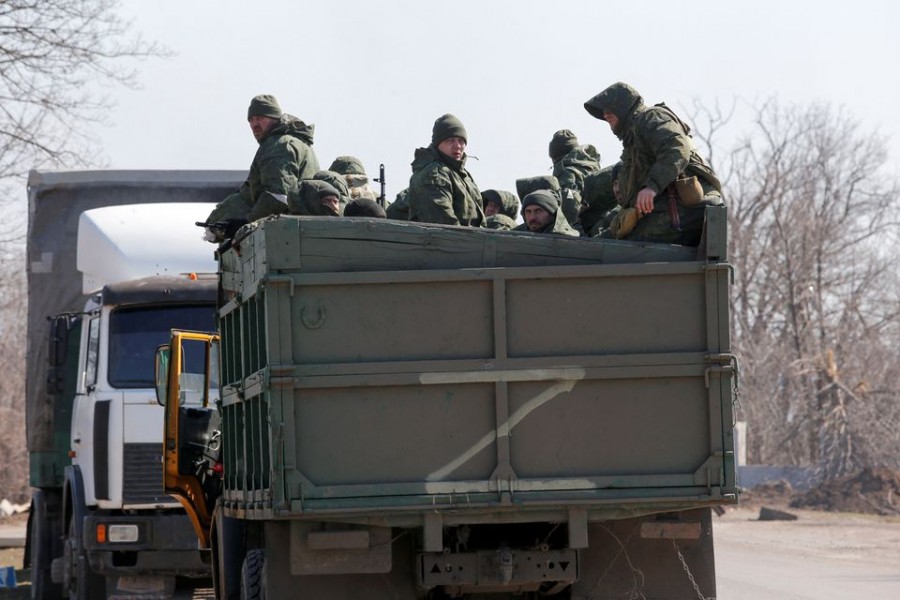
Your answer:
[482,189,520,220]
[244,115,320,221]
[579,166,618,236]
[407,145,483,227]
[585,84,721,211]
[552,145,601,224]
[484,214,518,231]
[386,188,410,220]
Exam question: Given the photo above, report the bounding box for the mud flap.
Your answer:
[570,508,716,600]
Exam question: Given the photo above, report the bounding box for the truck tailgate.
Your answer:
[218,215,737,517]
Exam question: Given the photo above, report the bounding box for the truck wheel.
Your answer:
[240,549,266,600]
[30,493,63,599]
[212,503,245,600]
[64,517,105,600]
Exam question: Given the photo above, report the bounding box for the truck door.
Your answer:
[70,314,101,501]
[155,331,220,547]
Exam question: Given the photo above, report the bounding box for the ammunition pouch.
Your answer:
[609,206,640,239]
[672,176,704,206]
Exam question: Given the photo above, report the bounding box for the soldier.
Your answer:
[579,165,619,237]
[329,155,380,201]
[584,82,723,246]
[385,188,410,221]
[287,180,343,216]
[204,94,320,241]
[407,114,484,227]
[514,190,580,237]
[481,189,520,220]
[549,129,602,226]
[313,169,352,212]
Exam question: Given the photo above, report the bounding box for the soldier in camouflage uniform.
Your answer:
[513,190,580,237]
[579,165,619,237]
[329,155,380,201]
[407,114,484,227]
[584,82,723,246]
[287,180,343,216]
[313,169,352,212]
[204,94,320,241]
[386,188,410,221]
[481,189,520,220]
[549,129,602,227]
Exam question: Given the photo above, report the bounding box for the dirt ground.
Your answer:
[737,466,900,515]
[0,512,27,600]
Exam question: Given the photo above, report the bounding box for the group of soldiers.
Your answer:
[204,82,724,247]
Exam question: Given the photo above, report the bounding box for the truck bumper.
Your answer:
[83,512,209,578]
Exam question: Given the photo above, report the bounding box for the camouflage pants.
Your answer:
[624,192,722,247]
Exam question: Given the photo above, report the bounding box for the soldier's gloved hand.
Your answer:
[223,218,248,238]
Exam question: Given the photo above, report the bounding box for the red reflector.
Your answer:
[213,462,224,474]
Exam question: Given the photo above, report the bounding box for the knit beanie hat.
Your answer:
[247,94,282,120]
[315,181,341,200]
[344,198,386,218]
[432,114,468,145]
[313,170,350,198]
[521,189,559,215]
[549,129,579,161]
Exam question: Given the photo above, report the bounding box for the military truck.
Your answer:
[24,170,243,599]
[157,209,738,599]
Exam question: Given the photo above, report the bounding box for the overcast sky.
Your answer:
[95,0,899,199]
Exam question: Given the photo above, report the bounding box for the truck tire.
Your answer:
[29,491,64,599]
[212,503,245,600]
[64,517,105,600]
[240,549,266,600]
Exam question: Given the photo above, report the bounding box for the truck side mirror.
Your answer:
[155,345,171,406]
[47,315,69,368]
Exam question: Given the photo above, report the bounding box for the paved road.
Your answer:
[714,507,900,599]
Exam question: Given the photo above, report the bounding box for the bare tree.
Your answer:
[0,0,166,500]
[722,100,900,479]
[0,0,168,186]
[0,248,27,501]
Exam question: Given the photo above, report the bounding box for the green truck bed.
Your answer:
[217,210,737,524]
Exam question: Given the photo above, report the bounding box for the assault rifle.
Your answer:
[374,163,386,208]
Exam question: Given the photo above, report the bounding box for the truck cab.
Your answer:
[25,172,243,600]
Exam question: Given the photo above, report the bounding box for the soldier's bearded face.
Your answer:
[438,136,466,161]
[320,194,340,216]
[524,205,552,232]
[249,115,279,141]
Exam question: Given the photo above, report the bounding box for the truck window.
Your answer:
[108,304,215,389]
[84,317,100,387]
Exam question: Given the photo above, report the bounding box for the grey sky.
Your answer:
[98,0,899,198]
